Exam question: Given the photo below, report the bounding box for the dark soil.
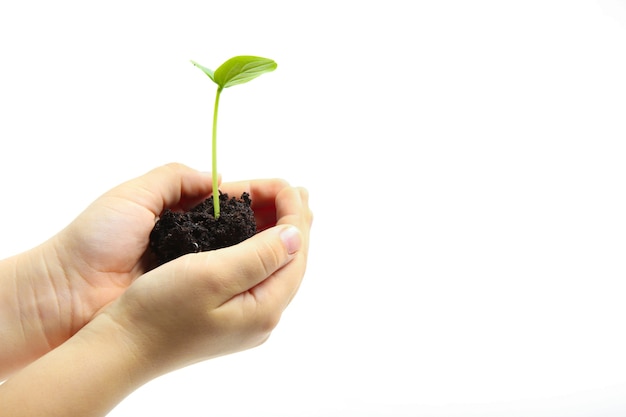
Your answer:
[149,192,256,266]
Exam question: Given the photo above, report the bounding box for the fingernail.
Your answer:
[280,226,302,255]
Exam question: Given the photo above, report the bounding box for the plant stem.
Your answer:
[212,86,223,218]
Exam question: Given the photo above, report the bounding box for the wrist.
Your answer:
[78,311,161,386]
[0,312,158,417]
[99,298,183,378]
[0,243,72,378]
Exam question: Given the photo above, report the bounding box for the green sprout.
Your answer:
[191,55,277,218]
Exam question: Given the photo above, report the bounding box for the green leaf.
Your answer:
[190,60,215,83]
[214,56,277,88]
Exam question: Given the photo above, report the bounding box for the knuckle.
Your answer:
[256,309,282,334]
[163,161,187,172]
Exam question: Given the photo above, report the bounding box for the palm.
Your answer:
[54,164,215,327]
[57,191,161,319]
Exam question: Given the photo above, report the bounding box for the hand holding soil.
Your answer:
[0,163,312,416]
[0,55,312,417]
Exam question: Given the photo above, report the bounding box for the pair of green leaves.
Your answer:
[191,55,277,90]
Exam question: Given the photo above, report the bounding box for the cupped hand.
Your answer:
[49,164,214,325]
[42,163,293,347]
[102,184,312,374]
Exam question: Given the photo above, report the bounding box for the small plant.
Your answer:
[191,55,277,218]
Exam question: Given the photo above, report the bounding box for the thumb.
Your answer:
[185,225,303,300]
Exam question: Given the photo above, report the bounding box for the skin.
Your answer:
[0,163,312,416]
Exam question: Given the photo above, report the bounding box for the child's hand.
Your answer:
[55,163,216,315]
[101,183,311,373]
[0,171,312,416]
[1,163,214,376]
[0,163,307,378]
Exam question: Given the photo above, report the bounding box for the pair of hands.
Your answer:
[0,163,312,380]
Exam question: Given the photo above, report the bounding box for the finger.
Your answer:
[107,163,217,216]
[270,187,312,308]
[181,224,303,303]
[277,187,313,243]
[218,178,290,208]
[219,179,291,231]
[239,186,311,313]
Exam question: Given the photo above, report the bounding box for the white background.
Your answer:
[1,1,626,416]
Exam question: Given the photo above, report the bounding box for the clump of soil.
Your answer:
[149,192,256,266]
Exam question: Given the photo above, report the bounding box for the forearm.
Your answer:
[0,254,21,379]
[0,313,156,417]
[0,244,73,380]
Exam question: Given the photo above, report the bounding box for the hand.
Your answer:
[0,167,311,416]
[1,163,305,377]
[100,182,312,374]
[0,164,216,376]
[42,164,216,339]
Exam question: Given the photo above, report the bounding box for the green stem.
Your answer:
[212,86,223,218]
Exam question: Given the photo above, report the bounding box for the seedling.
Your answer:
[191,55,277,218]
